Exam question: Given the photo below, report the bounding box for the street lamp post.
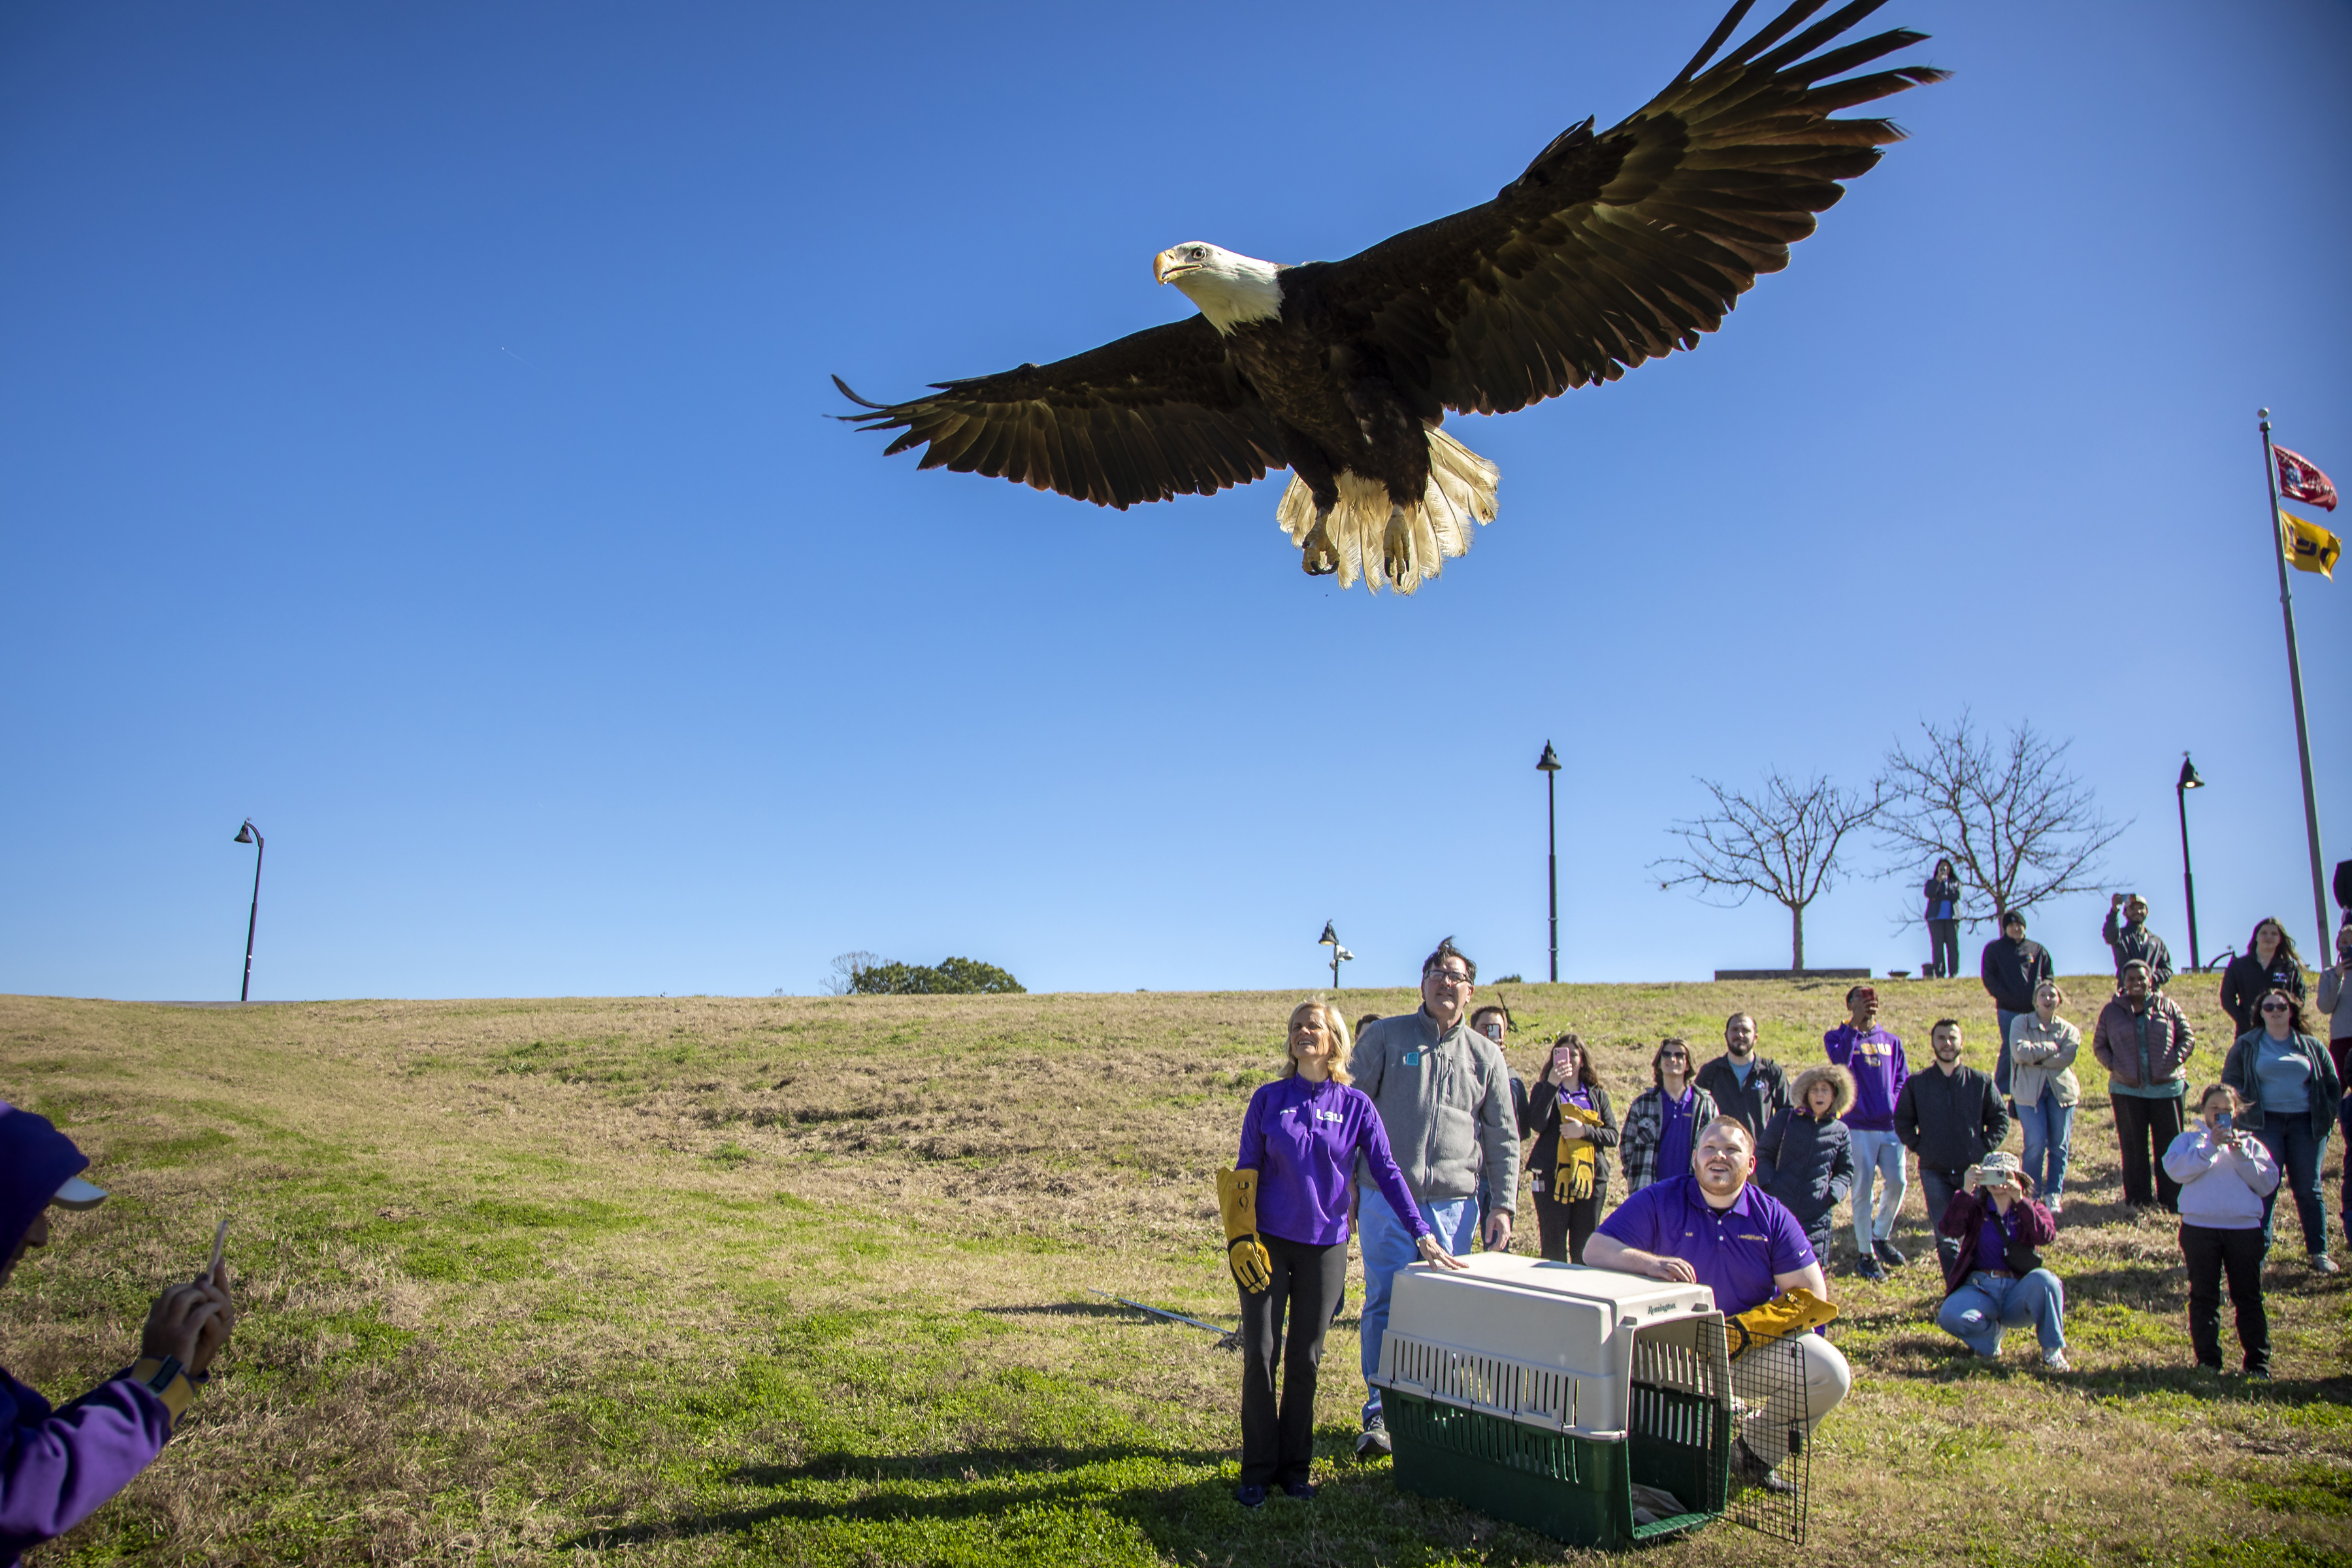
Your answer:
[1316,921,1353,992]
[1536,742,1562,983]
[2176,757,2206,972]
[233,820,265,1002]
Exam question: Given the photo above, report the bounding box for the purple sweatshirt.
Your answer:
[0,1103,176,1567]
[1237,1074,1431,1247]
[1824,1024,1909,1133]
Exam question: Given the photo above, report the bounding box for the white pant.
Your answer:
[1848,1129,1907,1252]
[1731,1332,1850,1466]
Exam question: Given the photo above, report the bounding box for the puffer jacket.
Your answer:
[2093,994,2195,1089]
[1755,1065,1857,1228]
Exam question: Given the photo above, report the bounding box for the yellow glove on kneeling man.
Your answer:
[1727,1286,1838,1358]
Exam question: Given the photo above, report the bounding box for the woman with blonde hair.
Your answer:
[1220,1001,1462,1508]
[2007,978,2082,1216]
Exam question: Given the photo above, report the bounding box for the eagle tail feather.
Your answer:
[1275,429,1499,596]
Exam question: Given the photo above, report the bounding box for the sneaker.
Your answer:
[1873,1239,1908,1267]
[1856,1254,1887,1282]
[1282,1481,1318,1501]
[2041,1348,2070,1372]
[1354,1419,1392,1460]
[2310,1254,2339,1275]
[2046,1197,2064,1217]
[1731,1437,1797,1496]
[1234,1484,1267,1509]
[2244,1366,2274,1381]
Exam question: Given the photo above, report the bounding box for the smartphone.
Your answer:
[1550,1046,1575,1077]
[2215,1111,2232,1132]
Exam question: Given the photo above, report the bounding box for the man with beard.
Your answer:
[1697,1012,1791,1140]
[1895,1020,2012,1274]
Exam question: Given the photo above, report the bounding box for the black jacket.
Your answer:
[1980,936,2055,1016]
[2218,950,2307,1037]
[2221,1028,2342,1142]
[2104,909,2175,988]
[1522,1079,1618,1199]
[1894,1062,2010,1175]
[1923,875,1962,923]
[1694,1054,1791,1139]
[1754,1108,1854,1227]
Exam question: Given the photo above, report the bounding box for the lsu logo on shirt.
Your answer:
[1314,1109,1344,1124]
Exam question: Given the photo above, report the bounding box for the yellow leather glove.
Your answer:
[1555,1103,1603,1203]
[1217,1168,1273,1294]
[1727,1287,1838,1359]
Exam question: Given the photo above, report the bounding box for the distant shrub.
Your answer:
[847,956,1026,996]
[1492,973,1524,985]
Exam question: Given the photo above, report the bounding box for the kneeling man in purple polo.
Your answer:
[1586,1115,1852,1493]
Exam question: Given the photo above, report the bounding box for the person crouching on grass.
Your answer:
[2163,1085,2280,1377]
[1585,1117,1848,1496]
[1218,1002,1466,1509]
[1,1102,236,1563]
[1932,1150,2069,1371]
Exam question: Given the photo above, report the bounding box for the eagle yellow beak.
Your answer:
[1154,249,1193,286]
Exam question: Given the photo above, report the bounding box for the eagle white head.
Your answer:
[1154,242,1283,336]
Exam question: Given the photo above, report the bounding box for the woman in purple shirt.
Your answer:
[1228,1002,1462,1507]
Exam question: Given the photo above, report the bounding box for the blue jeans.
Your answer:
[1994,1010,2027,1098]
[1358,1195,1477,1424]
[1938,1268,2066,1356]
[2252,1116,2330,1257]
[2014,1092,2074,1202]
[1849,1129,1907,1253]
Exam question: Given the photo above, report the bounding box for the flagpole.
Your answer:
[2258,408,2332,957]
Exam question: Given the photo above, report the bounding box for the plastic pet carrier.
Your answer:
[1371,1255,1813,1548]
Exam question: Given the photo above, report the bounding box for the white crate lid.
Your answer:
[1386,1254,1717,1380]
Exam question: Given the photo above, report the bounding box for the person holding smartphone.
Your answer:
[1,1102,237,1563]
[1522,1034,1619,1263]
[2163,1085,2279,1376]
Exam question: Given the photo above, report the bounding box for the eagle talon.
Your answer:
[1299,517,1340,576]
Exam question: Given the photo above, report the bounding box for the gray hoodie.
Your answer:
[1348,1009,1520,1210]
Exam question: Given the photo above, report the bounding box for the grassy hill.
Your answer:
[2,978,2347,1567]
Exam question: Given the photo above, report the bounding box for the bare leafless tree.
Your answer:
[1654,772,1887,969]
[1876,712,2127,930]
[820,951,883,996]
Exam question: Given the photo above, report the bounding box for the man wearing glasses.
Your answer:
[1347,938,1520,1458]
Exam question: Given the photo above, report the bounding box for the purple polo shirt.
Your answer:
[1824,1024,1908,1132]
[1237,1075,1431,1247]
[1972,1200,2016,1276]
[1594,1176,1818,1316]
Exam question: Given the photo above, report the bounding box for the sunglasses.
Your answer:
[2260,1002,2291,1013]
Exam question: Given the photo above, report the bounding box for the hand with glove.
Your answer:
[1727,1286,1838,1358]
[1554,1103,1603,1202]
[1217,1168,1272,1294]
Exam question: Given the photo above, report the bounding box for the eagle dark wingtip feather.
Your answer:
[831,375,894,411]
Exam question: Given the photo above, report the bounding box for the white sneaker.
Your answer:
[2046,1197,2063,1217]
[2041,1348,2070,1372]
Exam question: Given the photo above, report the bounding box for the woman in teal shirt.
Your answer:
[2222,987,2342,1273]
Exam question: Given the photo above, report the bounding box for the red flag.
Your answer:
[2276,445,2338,512]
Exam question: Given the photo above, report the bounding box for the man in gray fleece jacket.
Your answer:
[1347,936,1520,1455]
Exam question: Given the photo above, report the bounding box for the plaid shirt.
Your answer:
[1619,1084,1720,1192]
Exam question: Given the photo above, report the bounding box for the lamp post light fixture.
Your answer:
[1317,921,1354,992]
[1537,741,1562,983]
[232,820,265,1003]
[2176,755,2206,972]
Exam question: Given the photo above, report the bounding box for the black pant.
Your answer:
[2180,1223,2268,1373]
[1239,1233,1347,1488]
[1919,1167,1967,1275]
[2112,1093,2185,1210]
[1533,1186,1602,1263]
[1928,920,1959,978]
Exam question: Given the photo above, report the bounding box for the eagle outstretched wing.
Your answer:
[1312,0,1948,419]
[833,317,1283,510]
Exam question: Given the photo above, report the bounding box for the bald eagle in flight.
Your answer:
[836,0,1944,594]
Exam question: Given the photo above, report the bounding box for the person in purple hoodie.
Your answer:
[1221,1002,1463,1509]
[1824,985,1911,1281]
[1,1102,235,1565]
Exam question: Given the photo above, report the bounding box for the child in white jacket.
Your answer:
[2163,1084,2281,1376]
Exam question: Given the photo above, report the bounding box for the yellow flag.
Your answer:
[2281,510,2341,579]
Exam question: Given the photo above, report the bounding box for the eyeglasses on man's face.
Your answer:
[1429,968,1471,987]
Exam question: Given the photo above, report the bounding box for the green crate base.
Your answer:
[1384,1387,1727,1550]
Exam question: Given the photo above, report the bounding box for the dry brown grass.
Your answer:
[1,978,2347,1567]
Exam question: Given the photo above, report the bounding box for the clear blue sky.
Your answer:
[3,1,2346,1002]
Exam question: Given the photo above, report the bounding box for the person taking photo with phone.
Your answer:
[2220,986,2341,1274]
[2163,1085,2280,1376]
[1522,1033,1618,1263]
[1,1102,237,1564]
